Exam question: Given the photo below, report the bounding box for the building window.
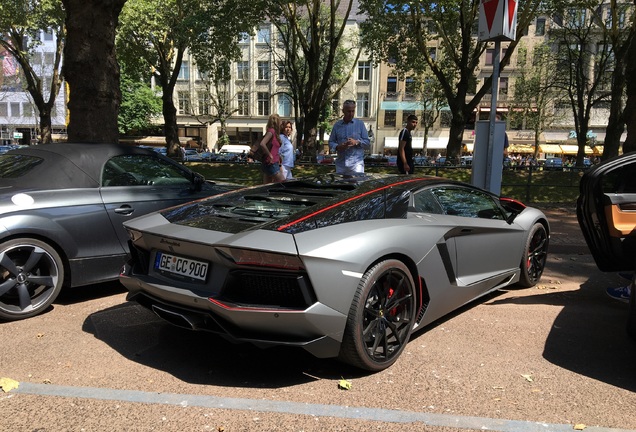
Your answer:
[257,61,270,80]
[239,32,250,44]
[535,18,546,36]
[237,92,249,116]
[402,110,415,126]
[10,102,20,117]
[257,27,270,44]
[0,103,7,117]
[358,61,371,81]
[43,30,54,41]
[356,93,369,118]
[486,49,494,66]
[277,61,285,80]
[278,94,292,117]
[440,110,452,128]
[258,92,270,116]
[499,77,509,95]
[405,76,416,98]
[178,61,189,80]
[384,110,396,127]
[428,47,437,61]
[237,61,249,80]
[177,91,191,115]
[332,96,340,115]
[44,52,54,66]
[386,76,397,93]
[198,92,209,115]
[23,103,33,117]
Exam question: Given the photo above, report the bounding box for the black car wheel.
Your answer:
[518,222,548,287]
[0,239,64,321]
[339,259,416,371]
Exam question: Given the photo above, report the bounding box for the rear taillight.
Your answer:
[216,247,304,270]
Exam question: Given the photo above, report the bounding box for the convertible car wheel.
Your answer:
[518,222,548,288]
[0,239,64,321]
[339,259,416,371]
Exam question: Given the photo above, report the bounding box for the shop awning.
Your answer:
[560,144,594,155]
[539,144,563,154]
[507,144,535,154]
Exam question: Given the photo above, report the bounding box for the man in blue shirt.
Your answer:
[329,100,370,175]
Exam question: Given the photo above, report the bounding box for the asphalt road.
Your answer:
[1,205,636,432]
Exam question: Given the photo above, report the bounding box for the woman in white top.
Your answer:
[279,120,295,180]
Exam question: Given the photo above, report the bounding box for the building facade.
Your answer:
[0,30,67,145]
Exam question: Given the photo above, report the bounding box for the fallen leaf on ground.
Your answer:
[338,378,352,390]
[574,424,586,430]
[521,373,534,382]
[0,377,19,392]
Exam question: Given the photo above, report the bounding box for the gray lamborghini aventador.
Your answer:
[120,174,550,371]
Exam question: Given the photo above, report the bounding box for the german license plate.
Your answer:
[154,252,209,281]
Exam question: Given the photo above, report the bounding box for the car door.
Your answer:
[99,153,217,250]
[429,186,525,286]
[577,152,636,272]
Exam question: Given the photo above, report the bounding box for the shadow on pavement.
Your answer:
[490,276,636,392]
[82,302,368,388]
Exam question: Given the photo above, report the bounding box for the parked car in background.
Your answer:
[184,149,203,162]
[121,174,549,371]
[364,154,388,166]
[414,155,432,166]
[577,152,636,338]
[544,157,564,170]
[460,156,473,166]
[0,143,233,321]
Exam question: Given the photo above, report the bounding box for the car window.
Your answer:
[102,154,192,187]
[602,166,636,193]
[0,154,44,178]
[431,187,505,220]
[412,189,444,214]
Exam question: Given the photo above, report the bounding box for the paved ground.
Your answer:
[1,204,636,432]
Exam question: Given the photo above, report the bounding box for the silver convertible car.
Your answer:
[121,175,549,371]
[0,143,231,321]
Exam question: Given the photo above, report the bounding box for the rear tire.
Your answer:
[0,239,64,321]
[518,223,548,287]
[339,259,416,372]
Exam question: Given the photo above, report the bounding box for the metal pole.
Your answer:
[486,40,501,190]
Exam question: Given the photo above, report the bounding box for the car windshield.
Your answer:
[0,154,44,178]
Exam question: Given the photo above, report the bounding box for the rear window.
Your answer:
[0,154,44,178]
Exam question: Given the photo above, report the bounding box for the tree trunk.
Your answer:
[447,114,466,164]
[62,0,126,144]
[39,107,53,144]
[603,55,626,160]
[624,27,636,154]
[162,91,180,155]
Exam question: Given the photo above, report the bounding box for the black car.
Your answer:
[0,143,232,320]
[577,151,636,337]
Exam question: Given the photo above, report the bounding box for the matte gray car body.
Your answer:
[121,175,550,371]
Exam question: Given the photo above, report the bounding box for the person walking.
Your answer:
[279,120,295,180]
[252,114,285,184]
[328,100,370,175]
[397,114,418,174]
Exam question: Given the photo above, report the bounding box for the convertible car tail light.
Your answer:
[216,247,304,270]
